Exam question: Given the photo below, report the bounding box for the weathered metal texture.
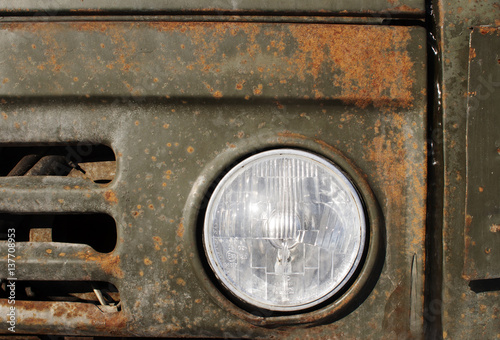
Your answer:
[464,27,500,281]
[0,300,127,336]
[0,22,427,337]
[0,0,425,17]
[435,0,500,339]
[0,22,419,103]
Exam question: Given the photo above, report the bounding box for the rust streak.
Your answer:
[104,190,118,204]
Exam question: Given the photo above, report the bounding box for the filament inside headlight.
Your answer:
[203,149,366,311]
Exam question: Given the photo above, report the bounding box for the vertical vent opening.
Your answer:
[0,213,117,253]
[0,144,116,184]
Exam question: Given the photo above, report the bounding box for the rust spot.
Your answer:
[2,78,9,84]
[253,84,263,95]
[176,278,186,286]
[479,27,496,35]
[470,47,477,60]
[213,90,223,98]
[235,81,245,90]
[153,236,163,250]
[104,190,118,204]
[479,186,484,192]
[490,224,500,233]
[144,257,153,266]
[176,222,185,238]
[466,215,473,227]
[187,146,194,153]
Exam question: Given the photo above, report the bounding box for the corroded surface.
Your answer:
[435,0,500,339]
[0,21,427,337]
[0,0,425,16]
[0,22,419,108]
[464,27,500,280]
[0,300,128,336]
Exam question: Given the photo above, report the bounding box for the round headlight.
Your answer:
[203,149,366,312]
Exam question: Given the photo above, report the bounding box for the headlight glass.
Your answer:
[203,149,366,311]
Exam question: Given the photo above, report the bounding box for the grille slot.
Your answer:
[0,213,117,253]
[0,144,116,184]
[0,280,119,305]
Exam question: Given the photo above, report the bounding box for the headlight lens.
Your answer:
[203,149,366,311]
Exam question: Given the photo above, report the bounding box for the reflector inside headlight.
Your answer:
[203,149,366,311]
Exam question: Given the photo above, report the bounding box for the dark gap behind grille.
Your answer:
[0,213,117,253]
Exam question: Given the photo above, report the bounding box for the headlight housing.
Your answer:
[203,149,366,312]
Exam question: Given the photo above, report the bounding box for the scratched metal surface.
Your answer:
[0,21,427,338]
[434,0,500,339]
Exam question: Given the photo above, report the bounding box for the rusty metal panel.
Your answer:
[0,22,420,102]
[436,0,500,339]
[464,27,500,281]
[0,21,427,338]
[0,0,425,16]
